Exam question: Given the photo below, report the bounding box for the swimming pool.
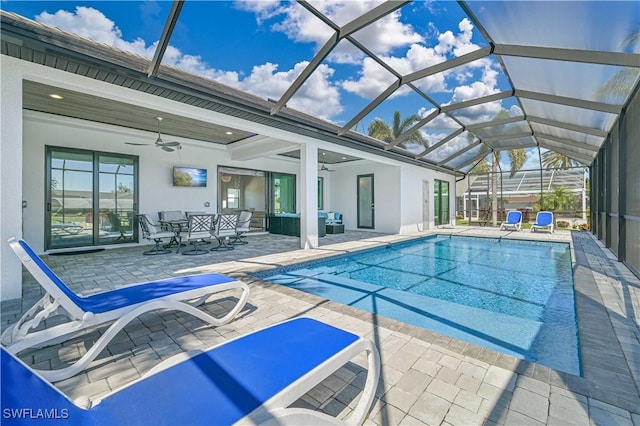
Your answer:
[255,235,580,375]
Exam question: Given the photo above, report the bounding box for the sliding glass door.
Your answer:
[98,155,136,244]
[46,147,138,250]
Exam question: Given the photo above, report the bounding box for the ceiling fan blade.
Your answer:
[161,146,175,152]
[162,141,180,147]
[124,142,151,146]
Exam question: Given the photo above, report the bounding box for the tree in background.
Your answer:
[595,32,640,103]
[541,151,579,170]
[368,111,427,149]
[534,185,578,212]
[470,111,528,224]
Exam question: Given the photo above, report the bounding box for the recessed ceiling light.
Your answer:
[225,131,233,135]
[341,156,347,160]
[49,94,64,100]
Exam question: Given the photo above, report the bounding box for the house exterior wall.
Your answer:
[22,111,301,252]
[0,57,24,300]
[327,161,401,233]
[0,55,459,299]
[399,167,456,233]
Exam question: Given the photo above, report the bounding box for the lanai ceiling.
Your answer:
[2,1,640,174]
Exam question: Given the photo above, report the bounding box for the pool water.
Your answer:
[255,235,580,375]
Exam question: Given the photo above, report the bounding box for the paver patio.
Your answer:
[2,227,639,425]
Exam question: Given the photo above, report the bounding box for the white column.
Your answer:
[1,60,24,300]
[299,142,318,249]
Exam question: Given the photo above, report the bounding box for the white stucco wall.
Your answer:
[399,167,457,234]
[326,161,396,234]
[325,160,456,234]
[0,57,25,300]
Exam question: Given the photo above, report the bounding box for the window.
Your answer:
[226,188,240,209]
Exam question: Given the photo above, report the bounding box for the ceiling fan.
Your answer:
[125,117,181,152]
[319,152,335,172]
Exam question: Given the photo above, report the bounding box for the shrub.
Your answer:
[556,220,571,228]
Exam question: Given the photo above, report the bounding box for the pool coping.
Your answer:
[244,230,640,414]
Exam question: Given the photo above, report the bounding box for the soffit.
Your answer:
[23,81,253,145]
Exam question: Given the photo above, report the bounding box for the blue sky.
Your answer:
[3,0,557,169]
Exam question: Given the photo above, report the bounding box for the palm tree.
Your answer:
[367,111,427,149]
[469,111,528,224]
[541,150,579,170]
[535,185,577,212]
[595,32,640,103]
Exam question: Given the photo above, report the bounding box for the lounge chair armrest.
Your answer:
[247,337,380,426]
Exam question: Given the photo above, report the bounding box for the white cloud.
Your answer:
[228,62,343,121]
[341,57,398,99]
[36,7,155,58]
[426,132,475,163]
[342,6,424,63]
[238,0,423,64]
[340,17,494,101]
[34,6,343,121]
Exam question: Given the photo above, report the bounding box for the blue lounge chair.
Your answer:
[1,317,380,425]
[531,211,554,233]
[1,237,250,382]
[499,210,522,231]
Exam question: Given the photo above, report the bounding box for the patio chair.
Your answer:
[137,214,178,255]
[182,214,215,255]
[0,237,250,382]
[231,210,253,245]
[106,212,129,240]
[1,317,379,425]
[499,210,522,231]
[158,210,188,232]
[211,213,238,251]
[531,211,554,233]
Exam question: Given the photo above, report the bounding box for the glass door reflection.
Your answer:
[46,147,138,250]
[98,155,136,244]
[47,150,94,249]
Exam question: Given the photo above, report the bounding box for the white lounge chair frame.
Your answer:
[1,237,250,382]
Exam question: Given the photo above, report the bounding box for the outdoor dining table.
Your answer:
[159,219,188,248]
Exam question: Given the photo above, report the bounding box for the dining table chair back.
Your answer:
[182,214,215,255]
[212,214,238,251]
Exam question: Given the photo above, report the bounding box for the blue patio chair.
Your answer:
[531,211,554,233]
[1,317,380,425]
[499,210,522,231]
[0,237,250,382]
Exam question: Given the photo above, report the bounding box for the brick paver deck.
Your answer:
[2,227,639,425]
